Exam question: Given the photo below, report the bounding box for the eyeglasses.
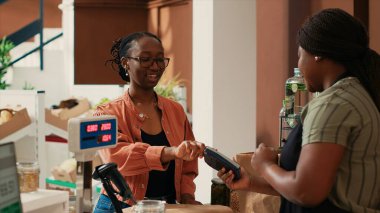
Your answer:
[127,56,170,69]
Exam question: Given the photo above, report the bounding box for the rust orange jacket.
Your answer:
[94,92,198,205]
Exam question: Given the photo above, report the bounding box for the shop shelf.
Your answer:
[0,123,36,144]
[21,189,69,213]
[45,123,68,139]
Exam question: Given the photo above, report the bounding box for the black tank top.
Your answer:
[141,130,176,200]
[279,124,350,213]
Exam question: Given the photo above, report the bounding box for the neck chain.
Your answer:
[128,89,158,119]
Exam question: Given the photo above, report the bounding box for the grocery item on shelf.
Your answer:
[279,68,308,146]
[45,98,90,131]
[51,158,77,183]
[0,108,13,124]
[17,161,40,193]
[50,153,103,183]
[0,107,31,140]
[54,99,79,109]
[284,68,307,116]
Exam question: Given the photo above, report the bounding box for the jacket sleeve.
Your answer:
[94,107,168,177]
[180,117,199,196]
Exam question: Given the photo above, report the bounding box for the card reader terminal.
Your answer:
[204,147,241,180]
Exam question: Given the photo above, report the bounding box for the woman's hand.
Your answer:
[217,167,250,191]
[251,143,278,176]
[175,140,205,161]
[181,193,202,205]
[161,141,205,163]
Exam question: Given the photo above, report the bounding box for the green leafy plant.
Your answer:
[93,97,111,109]
[0,37,14,89]
[154,74,184,101]
[22,81,35,90]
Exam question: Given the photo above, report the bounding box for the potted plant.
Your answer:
[0,37,14,89]
[154,74,184,101]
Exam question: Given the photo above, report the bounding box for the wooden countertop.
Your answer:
[123,204,233,213]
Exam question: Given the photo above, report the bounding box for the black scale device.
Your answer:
[204,147,241,180]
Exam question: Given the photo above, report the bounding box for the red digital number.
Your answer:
[101,134,112,142]
[101,123,112,131]
[86,124,98,132]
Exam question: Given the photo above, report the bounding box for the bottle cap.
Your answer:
[294,68,300,75]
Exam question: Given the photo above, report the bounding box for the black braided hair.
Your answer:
[105,32,162,83]
[298,8,380,111]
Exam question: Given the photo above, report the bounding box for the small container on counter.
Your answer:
[132,200,165,213]
[17,161,39,193]
[211,177,230,206]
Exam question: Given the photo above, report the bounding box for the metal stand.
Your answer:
[75,161,93,213]
[279,114,300,147]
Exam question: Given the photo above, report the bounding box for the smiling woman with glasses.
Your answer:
[93,32,205,213]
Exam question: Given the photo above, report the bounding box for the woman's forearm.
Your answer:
[250,173,280,196]
[161,146,176,163]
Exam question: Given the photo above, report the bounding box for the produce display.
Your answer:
[52,99,79,110]
[51,158,77,182]
[0,108,14,125]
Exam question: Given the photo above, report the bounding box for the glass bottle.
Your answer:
[211,177,230,206]
[132,200,165,213]
[285,68,307,116]
[17,162,39,193]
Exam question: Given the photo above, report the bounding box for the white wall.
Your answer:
[8,29,69,107]
[192,0,215,204]
[193,0,257,203]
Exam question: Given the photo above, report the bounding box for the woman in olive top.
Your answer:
[219,8,380,213]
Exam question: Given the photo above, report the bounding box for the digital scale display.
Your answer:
[79,119,117,150]
[85,122,113,133]
[86,124,98,133]
[68,116,118,154]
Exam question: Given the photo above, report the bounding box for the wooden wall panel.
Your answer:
[288,0,310,76]
[155,2,193,112]
[310,0,353,14]
[0,0,61,38]
[369,0,380,52]
[74,1,148,84]
[256,0,289,146]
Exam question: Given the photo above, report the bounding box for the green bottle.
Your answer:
[284,68,307,116]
